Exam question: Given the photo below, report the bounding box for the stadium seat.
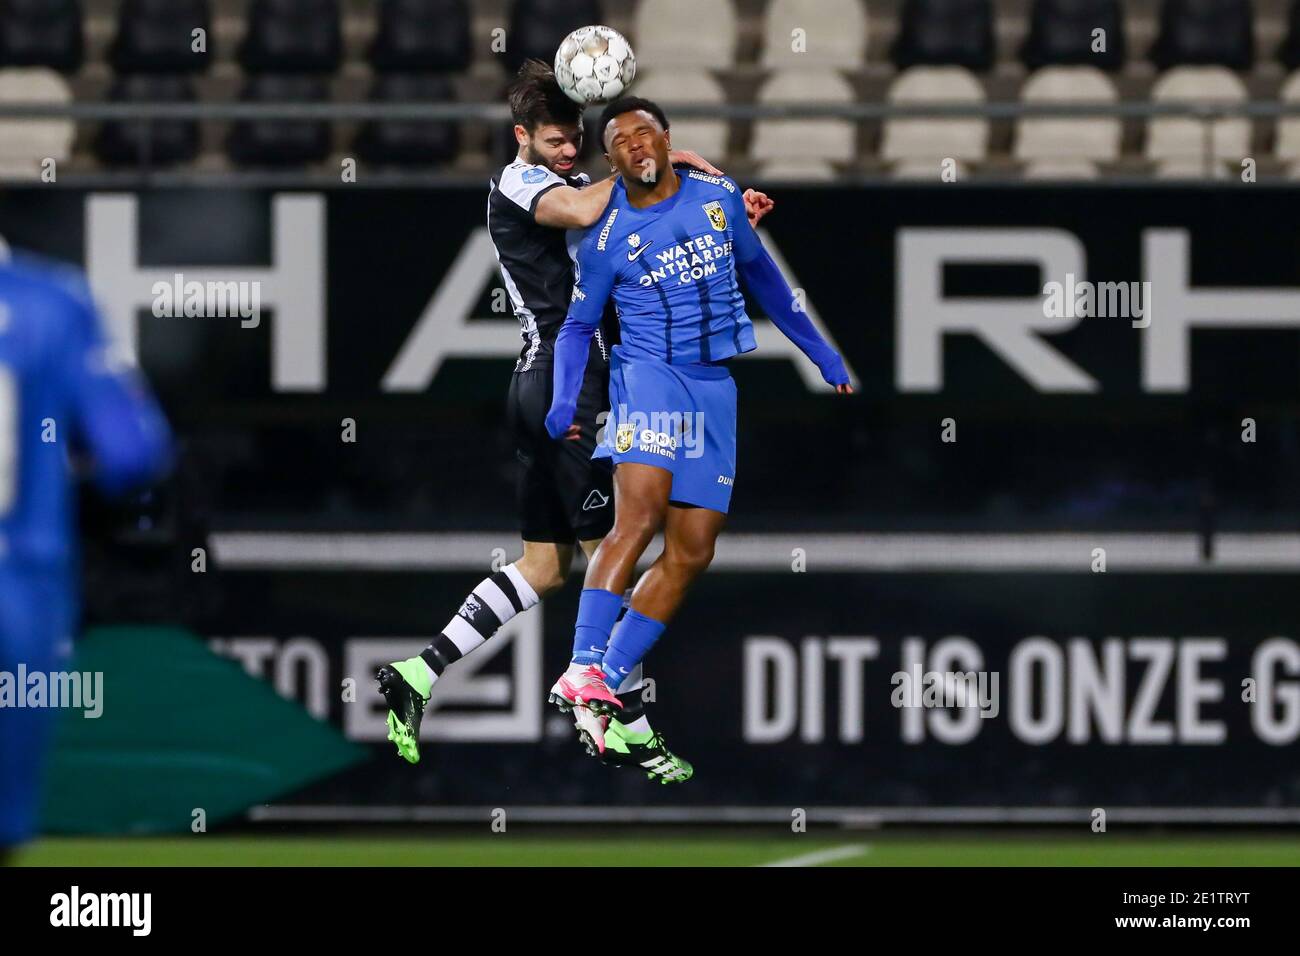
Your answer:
[1145,66,1250,176]
[1014,67,1121,172]
[892,0,995,72]
[0,0,83,74]
[354,74,459,166]
[1021,158,1103,178]
[760,0,868,70]
[0,68,74,179]
[1272,70,1300,170]
[111,0,211,74]
[752,159,839,180]
[240,0,342,74]
[371,0,471,73]
[95,75,200,167]
[635,0,739,69]
[750,70,856,177]
[881,67,989,173]
[1021,0,1126,71]
[504,0,602,75]
[633,71,728,159]
[1150,0,1254,71]
[228,75,332,166]
[890,159,969,179]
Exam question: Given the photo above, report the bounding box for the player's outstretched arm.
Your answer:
[728,189,851,391]
[536,150,727,230]
[739,249,852,392]
[545,236,617,439]
[535,175,617,229]
[63,292,173,494]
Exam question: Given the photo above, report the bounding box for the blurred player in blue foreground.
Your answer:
[0,249,172,864]
[544,97,852,765]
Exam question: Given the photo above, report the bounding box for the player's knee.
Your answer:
[515,556,567,596]
[609,512,660,549]
[690,545,716,577]
[668,538,715,578]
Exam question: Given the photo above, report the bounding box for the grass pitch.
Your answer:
[15,833,1300,867]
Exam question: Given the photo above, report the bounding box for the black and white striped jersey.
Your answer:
[487,161,609,372]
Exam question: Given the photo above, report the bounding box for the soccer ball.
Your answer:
[553,25,636,105]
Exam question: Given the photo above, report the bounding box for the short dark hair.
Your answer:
[507,59,583,132]
[598,96,670,149]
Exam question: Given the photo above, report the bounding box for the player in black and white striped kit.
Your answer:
[377,60,773,778]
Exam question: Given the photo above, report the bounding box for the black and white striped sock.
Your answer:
[419,563,540,684]
[615,662,647,724]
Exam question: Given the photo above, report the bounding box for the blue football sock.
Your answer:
[570,588,624,666]
[601,609,666,687]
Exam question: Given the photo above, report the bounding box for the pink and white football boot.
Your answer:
[571,705,611,755]
[548,662,624,718]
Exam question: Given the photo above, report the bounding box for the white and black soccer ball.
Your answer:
[553,25,636,105]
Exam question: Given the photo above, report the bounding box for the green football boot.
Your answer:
[376,657,431,764]
[601,719,694,784]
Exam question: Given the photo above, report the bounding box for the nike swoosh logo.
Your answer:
[627,241,654,261]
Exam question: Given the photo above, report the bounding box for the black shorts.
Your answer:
[507,362,614,544]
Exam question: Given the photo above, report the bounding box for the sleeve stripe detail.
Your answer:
[529,181,564,216]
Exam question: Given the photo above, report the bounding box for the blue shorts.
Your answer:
[0,567,74,848]
[595,347,738,514]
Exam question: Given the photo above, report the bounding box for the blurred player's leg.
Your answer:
[0,569,70,863]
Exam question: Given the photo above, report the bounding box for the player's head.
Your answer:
[507,59,584,175]
[599,96,672,187]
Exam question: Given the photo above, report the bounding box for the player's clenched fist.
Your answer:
[814,349,853,392]
[544,402,580,440]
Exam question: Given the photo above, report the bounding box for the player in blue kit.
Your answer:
[377,63,774,781]
[543,98,852,760]
[0,250,172,864]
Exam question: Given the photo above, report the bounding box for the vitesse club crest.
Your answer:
[703,200,726,231]
[615,424,635,453]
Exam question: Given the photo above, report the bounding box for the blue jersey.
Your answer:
[546,169,849,442]
[567,169,759,366]
[0,252,172,572]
